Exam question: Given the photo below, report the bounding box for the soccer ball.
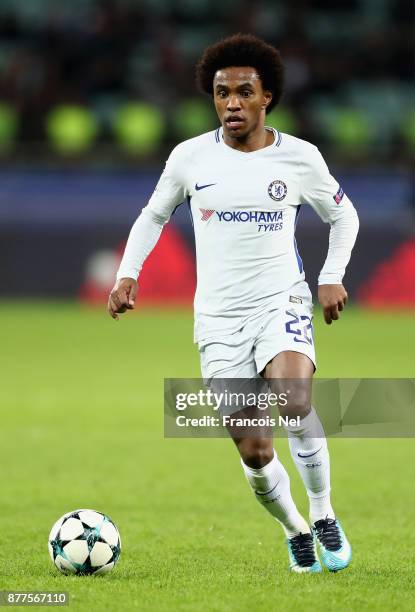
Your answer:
[48,509,121,575]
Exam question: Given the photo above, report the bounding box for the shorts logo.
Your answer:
[333,186,344,204]
[268,180,287,201]
[199,208,215,221]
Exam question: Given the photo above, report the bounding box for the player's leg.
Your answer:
[264,351,351,571]
[234,432,309,536]
[228,420,321,573]
[199,332,321,572]
[263,351,334,522]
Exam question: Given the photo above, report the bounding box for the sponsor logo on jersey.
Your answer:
[268,179,287,201]
[333,186,344,204]
[216,210,283,223]
[199,208,215,221]
[198,209,284,232]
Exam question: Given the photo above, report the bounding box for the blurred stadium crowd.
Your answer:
[0,0,414,307]
[0,0,414,163]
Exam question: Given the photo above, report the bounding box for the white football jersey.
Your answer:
[117,127,359,341]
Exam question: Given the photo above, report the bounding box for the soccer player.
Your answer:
[108,34,359,573]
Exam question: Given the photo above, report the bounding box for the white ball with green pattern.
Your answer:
[48,509,121,575]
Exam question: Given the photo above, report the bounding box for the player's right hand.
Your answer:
[107,277,137,320]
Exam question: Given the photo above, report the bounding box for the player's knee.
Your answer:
[279,389,311,419]
[238,439,273,469]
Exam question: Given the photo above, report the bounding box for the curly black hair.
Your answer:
[195,33,284,113]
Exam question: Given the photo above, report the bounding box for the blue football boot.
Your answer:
[312,518,352,572]
[287,532,322,573]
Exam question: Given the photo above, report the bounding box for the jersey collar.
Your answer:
[216,126,282,155]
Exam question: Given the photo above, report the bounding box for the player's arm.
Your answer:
[108,146,188,320]
[300,145,359,325]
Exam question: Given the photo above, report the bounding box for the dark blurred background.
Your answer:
[0,0,414,307]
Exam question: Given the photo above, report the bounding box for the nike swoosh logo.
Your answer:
[297,447,322,459]
[317,539,351,561]
[195,183,216,191]
[329,545,351,561]
[254,480,280,496]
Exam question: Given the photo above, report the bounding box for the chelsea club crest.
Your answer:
[268,180,287,202]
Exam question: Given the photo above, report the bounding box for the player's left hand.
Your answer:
[108,277,137,321]
[318,284,348,325]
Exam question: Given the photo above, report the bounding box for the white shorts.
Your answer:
[199,291,316,381]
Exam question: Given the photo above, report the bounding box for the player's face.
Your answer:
[213,67,272,139]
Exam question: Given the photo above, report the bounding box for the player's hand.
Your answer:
[318,284,348,325]
[107,277,137,320]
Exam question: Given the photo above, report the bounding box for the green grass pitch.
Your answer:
[0,302,414,611]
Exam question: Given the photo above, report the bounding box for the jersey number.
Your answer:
[285,311,313,345]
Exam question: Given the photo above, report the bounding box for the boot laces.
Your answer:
[314,518,342,551]
[289,532,317,567]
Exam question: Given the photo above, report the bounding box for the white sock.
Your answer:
[241,450,310,538]
[285,407,335,524]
